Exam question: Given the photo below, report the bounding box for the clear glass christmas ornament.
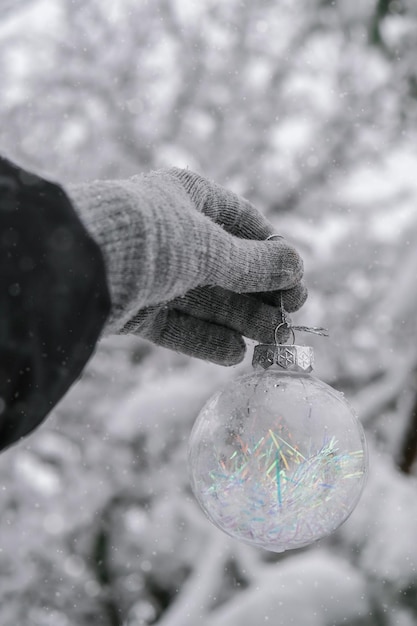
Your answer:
[188,338,367,553]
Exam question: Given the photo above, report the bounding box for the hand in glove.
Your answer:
[68,168,307,365]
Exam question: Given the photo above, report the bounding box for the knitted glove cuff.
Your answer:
[67,179,148,333]
[67,172,218,334]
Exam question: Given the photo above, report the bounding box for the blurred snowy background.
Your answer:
[1,0,417,624]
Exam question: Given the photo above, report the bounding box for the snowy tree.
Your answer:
[2,1,417,624]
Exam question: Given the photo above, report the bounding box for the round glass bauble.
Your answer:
[188,369,367,552]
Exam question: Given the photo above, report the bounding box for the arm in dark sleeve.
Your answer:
[0,157,111,453]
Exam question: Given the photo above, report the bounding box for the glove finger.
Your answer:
[168,167,274,240]
[257,282,308,313]
[172,287,291,344]
[205,230,304,293]
[207,191,274,240]
[130,307,246,366]
[121,304,163,336]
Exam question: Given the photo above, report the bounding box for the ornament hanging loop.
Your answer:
[275,322,295,346]
[275,291,329,345]
[261,236,328,371]
[274,320,329,346]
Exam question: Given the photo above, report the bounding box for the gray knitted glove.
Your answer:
[68,168,307,365]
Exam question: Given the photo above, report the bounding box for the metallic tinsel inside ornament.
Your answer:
[188,343,367,552]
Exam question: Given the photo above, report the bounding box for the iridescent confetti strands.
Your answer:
[189,364,368,552]
[204,422,365,548]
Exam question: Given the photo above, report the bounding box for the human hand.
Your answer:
[69,168,307,364]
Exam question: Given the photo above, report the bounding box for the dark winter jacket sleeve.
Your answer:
[0,157,111,453]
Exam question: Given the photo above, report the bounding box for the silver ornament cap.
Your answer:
[252,344,314,373]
